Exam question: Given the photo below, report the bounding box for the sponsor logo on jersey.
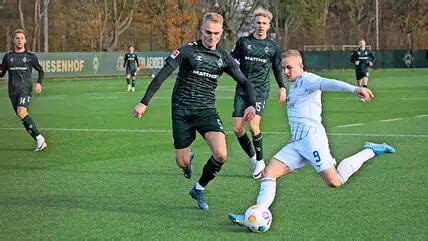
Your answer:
[195,55,203,61]
[10,67,28,70]
[264,46,270,54]
[216,58,223,67]
[244,56,267,63]
[170,49,180,59]
[192,70,219,79]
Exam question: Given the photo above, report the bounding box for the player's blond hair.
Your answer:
[14,29,26,37]
[254,8,273,22]
[202,12,223,25]
[282,49,302,59]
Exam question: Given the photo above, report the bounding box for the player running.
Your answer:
[231,8,286,179]
[0,29,47,151]
[134,13,256,211]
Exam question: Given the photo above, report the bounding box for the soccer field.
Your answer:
[0,69,427,240]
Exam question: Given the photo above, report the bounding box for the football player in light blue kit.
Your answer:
[228,49,395,227]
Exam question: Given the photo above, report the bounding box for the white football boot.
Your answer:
[252,160,265,179]
[34,135,47,152]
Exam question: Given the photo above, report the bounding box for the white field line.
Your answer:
[336,114,427,128]
[0,127,427,138]
[401,97,428,100]
[379,118,403,122]
[335,123,364,128]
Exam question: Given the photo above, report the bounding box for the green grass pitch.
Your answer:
[0,69,427,239]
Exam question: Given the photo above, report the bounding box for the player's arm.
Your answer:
[134,47,184,118]
[350,50,359,65]
[0,55,7,77]
[135,54,141,70]
[272,47,286,103]
[123,54,128,69]
[368,51,375,66]
[225,54,256,121]
[230,38,241,62]
[319,77,374,101]
[32,54,44,94]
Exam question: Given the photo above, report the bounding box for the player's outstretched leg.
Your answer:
[189,185,208,211]
[228,213,245,226]
[183,150,194,179]
[363,142,395,156]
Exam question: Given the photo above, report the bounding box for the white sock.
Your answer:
[250,155,257,164]
[336,148,376,184]
[256,177,276,208]
[36,135,44,141]
[195,182,204,191]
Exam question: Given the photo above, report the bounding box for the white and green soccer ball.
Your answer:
[244,204,272,233]
[150,73,155,78]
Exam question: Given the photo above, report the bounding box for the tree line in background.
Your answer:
[0,0,426,52]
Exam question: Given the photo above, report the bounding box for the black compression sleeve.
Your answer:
[229,66,256,107]
[140,62,175,105]
[33,55,44,84]
[272,65,285,88]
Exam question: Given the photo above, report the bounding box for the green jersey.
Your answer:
[123,52,139,71]
[0,51,44,96]
[165,40,253,109]
[350,48,375,71]
[231,34,284,98]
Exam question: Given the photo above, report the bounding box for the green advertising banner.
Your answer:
[1,50,427,78]
[0,52,170,79]
[303,50,428,70]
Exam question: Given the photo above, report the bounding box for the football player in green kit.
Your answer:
[133,12,256,211]
[231,8,286,179]
[123,45,140,92]
[351,37,375,88]
[0,29,47,151]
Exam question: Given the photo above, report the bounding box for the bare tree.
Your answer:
[107,0,139,51]
[216,0,263,48]
[17,0,49,51]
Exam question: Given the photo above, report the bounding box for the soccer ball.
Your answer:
[150,73,155,78]
[244,204,272,233]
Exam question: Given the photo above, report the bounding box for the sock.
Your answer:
[336,148,376,184]
[237,132,255,158]
[131,79,136,87]
[256,177,276,208]
[198,156,223,187]
[195,182,204,191]
[252,133,263,161]
[126,78,130,85]
[21,115,41,140]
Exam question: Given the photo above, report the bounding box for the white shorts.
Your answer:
[273,126,336,173]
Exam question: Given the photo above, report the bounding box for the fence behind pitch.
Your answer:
[303,49,428,70]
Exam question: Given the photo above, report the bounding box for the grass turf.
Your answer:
[0,69,427,239]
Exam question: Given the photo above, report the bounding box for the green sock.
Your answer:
[237,132,255,158]
[253,133,263,161]
[21,115,41,140]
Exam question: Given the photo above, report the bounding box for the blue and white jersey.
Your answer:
[287,71,355,142]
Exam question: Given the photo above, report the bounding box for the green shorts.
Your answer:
[126,68,137,76]
[232,94,266,117]
[172,107,224,149]
[9,93,32,111]
[355,70,369,80]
